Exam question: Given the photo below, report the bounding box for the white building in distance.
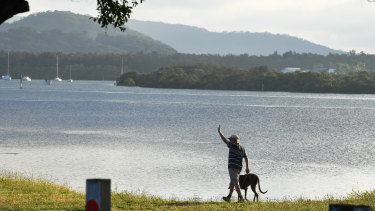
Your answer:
[281,67,301,73]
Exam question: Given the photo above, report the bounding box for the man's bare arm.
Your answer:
[218,125,229,145]
[245,157,250,174]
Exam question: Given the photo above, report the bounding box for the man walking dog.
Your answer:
[218,125,250,202]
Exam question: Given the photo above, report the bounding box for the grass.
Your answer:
[1,170,374,210]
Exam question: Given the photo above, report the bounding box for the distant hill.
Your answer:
[0,11,177,54]
[0,11,344,56]
[126,20,344,56]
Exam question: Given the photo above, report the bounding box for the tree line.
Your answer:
[116,64,375,94]
[1,50,374,81]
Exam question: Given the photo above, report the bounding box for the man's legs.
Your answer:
[223,168,244,202]
[227,182,241,196]
[234,182,244,202]
[234,183,242,197]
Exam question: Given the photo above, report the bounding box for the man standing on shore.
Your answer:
[218,125,250,202]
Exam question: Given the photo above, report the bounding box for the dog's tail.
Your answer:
[257,178,268,194]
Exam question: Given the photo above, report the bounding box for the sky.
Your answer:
[15,0,375,54]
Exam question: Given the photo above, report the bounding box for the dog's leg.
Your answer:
[251,185,258,202]
[244,188,248,201]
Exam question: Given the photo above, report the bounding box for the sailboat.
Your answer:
[2,52,11,80]
[54,55,62,82]
[67,66,73,83]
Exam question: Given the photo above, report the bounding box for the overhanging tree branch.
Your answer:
[91,0,144,31]
[0,0,29,24]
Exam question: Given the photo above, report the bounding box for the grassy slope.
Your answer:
[1,171,374,211]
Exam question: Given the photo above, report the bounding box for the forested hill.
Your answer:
[1,11,343,55]
[0,11,177,54]
[126,20,344,56]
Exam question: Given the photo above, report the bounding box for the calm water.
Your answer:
[1,80,375,201]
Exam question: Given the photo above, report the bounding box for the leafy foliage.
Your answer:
[91,0,144,31]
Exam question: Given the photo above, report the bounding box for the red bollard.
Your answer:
[86,179,111,211]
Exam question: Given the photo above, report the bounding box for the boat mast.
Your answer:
[56,55,59,78]
[20,74,23,89]
[121,57,124,75]
[7,51,9,75]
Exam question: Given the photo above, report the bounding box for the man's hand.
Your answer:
[246,168,250,174]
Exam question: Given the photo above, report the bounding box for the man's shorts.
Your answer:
[228,167,241,185]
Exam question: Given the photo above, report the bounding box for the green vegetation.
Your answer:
[0,170,84,210]
[117,64,375,94]
[1,170,375,210]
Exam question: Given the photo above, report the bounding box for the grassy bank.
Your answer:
[1,171,374,211]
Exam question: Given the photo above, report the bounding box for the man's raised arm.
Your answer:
[218,125,229,145]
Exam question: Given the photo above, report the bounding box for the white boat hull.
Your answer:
[2,75,11,80]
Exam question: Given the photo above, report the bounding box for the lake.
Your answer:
[1,79,375,201]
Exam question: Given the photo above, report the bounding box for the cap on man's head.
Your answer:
[228,135,239,141]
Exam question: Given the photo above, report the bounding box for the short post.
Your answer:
[86,179,111,211]
[329,204,372,211]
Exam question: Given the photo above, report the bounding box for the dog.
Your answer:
[239,173,268,201]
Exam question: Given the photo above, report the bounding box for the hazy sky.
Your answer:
[19,0,375,54]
